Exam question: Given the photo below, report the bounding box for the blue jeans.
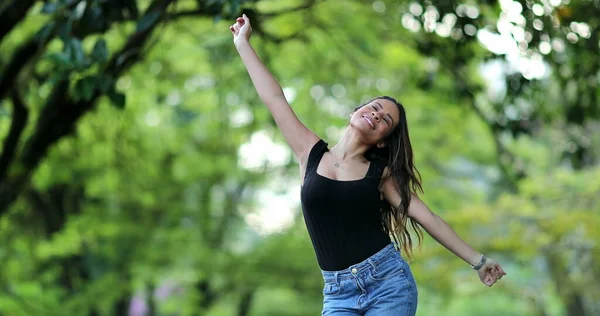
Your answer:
[320,243,418,316]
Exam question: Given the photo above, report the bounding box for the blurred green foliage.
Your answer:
[0,0,598,315]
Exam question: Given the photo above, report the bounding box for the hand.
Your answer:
[477,258,506,287]
[230,14,252,45]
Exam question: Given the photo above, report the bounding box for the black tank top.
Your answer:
[300,139,390,271]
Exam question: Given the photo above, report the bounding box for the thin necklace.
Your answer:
[330,147,363,169]
[330,147,343,169]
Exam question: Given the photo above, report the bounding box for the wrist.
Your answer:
[469,253,483,267]
[470,254,487,270]
[234,38,250,49]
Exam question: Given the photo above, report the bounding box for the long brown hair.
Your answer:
[357,96,424,260]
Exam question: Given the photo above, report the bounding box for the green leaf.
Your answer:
[57,18,73,42]
[91,39,108,64]
[46,52,72,69]
[174,107,199,126]
[136,11,161,33]
[0,104,8,116]
[67,38,86,68]
[80,5,106,34]
[123,0,139,19]
[95,74,114,93]
[107,90,126,109]
[228,0,240,18]
[36,22,56,44]
[41,2,59,14]
[73,1,87,20]
[74,77,96,102]
[46,72,67,86]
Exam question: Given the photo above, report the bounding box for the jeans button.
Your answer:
[351,268,358,274]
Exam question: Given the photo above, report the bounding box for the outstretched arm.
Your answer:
[381,177,507,287]
[230,15,318,162]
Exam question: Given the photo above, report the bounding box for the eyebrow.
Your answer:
[373,102,394,125]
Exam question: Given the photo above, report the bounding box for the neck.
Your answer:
[331,127,371,162]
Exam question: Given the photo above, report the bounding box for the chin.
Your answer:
[350,121,372,134]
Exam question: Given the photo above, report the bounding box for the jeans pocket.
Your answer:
[322,281,343,296]
[369,259,405,281]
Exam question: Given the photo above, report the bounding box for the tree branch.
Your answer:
[261,30,308,44]
[105,0,176,77]
[261,0,317,17]
[0,39,39,101]
[21,0,176,164]
[166,8,212,20]
[0,0,142,101]
[1,0,311,214]
[0,0,37,45]
[0,0,176,215]
[450,68,524,191]
[0,88,28,182]
[211,183,246,248]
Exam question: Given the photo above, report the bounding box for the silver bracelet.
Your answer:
[471,254,487,270]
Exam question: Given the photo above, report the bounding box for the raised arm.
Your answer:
[230,15,319,162]
[381,176,507,287]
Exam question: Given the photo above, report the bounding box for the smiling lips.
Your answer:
[362,116,375,129]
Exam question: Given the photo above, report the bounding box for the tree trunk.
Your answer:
[237,290,255,316]
[565,294,586,316]
[0,0,37,44]
[546,251,588,316]
[198,279,217,308]
[0,0,175,215]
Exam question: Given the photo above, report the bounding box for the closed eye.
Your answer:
[371,105,390,125]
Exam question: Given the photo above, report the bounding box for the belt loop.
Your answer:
[335,271,339,285]
[367,258,377,272]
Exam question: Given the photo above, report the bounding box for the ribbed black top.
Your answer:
[300,139,390,271]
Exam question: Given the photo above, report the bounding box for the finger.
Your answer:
[493,263,503,273]
[230,25,235,33]
[233,23,241,33]
[492,268,500,279]
[237,17,244,24]
[498,265,507,276]
[243,13,250,24]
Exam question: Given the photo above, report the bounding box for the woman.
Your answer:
[230,14,506,315]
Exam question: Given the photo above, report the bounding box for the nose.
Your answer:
[371,111,380,122]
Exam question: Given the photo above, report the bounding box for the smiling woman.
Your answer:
[230,13,506,316]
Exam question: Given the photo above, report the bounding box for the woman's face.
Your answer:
[349,98,401,146]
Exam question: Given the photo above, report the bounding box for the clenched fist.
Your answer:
[230,14,252,46]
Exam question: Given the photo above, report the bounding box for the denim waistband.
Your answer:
[321,242,400,283]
